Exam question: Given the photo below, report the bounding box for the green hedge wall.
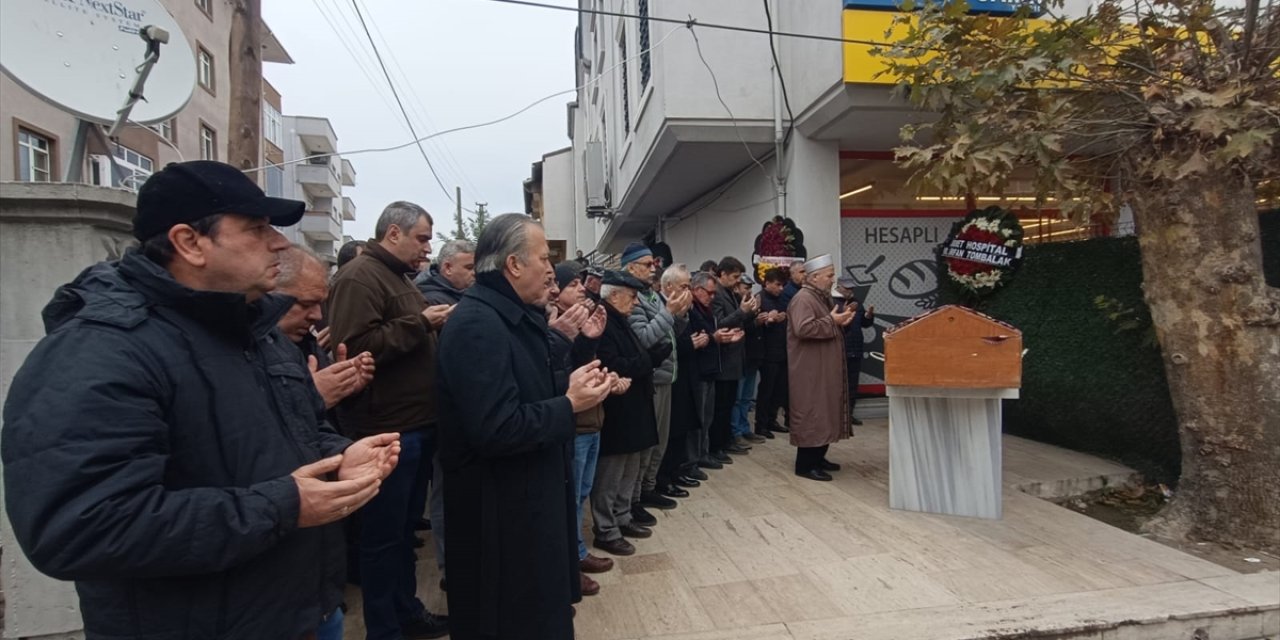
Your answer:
[938,211,1279,483]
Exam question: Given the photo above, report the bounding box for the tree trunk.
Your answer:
[1128,172,1280,551]
[226,0,263,171]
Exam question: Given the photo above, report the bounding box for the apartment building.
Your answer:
[276,115,357,262]
[534,0,1107,391]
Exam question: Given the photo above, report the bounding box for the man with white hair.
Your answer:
[437,213,614,639]
[417,239,476,306]
[786,254,856,482]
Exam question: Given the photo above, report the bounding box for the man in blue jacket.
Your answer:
[2,161,401,639]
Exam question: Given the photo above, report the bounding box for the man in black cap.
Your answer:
[2,160,401,639]
[590,270,672,557]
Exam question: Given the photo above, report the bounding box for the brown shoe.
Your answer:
[580,572,601,596]
[581,554,614,573]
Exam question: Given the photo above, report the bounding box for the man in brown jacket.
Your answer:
[328,201,453,640]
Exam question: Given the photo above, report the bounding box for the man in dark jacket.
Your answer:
[688,270,738,470]
[755,268,792,438]
[416,238,476,306]
[2,161,398,639]
[437,214,613,640]
[836,277,876,426]
[590,271,672,557]
[780,261,805,308]
[328,201,452,639]
[710,257,758,459]
[733,273,769,445]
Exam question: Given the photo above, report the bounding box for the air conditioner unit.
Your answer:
[585,141,608,214]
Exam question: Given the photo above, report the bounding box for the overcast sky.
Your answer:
[262,0,577,243]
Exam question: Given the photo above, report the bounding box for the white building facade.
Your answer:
[276,115,357,263]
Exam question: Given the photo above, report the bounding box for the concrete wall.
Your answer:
[779,0,845,114]
[661,134,841,271]
[0,182,139,639]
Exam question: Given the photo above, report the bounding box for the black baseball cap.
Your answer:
[132,161,306,241]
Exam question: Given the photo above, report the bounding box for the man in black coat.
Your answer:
[437,214,613,640]
[1,161,399,639]
[836,277,876,426]
[710,257,758,459]
[589,271,672,557]
[755,267,792,438]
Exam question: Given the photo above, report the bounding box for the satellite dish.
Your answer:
[0,0,195,125]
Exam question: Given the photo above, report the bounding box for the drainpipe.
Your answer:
[770,0,787,221]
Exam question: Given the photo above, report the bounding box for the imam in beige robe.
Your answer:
[786,285,852,448]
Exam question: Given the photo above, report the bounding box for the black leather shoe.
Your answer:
[769,423,790,433]
[755,429,776,440]
[743,432,767,444]
[686,467,709,481]
[674,475,701,488]
[401,610,449,639]
[414,517,432,531]
[659,483,690,498]
[640,491,678,510]
[697,457,724,470]
[712,451,734,464]
[851,417,864,426]
[820,459,842,472]
[593,536,636,556]
[619,522,653,539]
[630,504,658,526]
[726,442,752,454]
[796,469,833,482]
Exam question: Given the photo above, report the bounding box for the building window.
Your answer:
[150,118,174,141]
[195,0,212,18]
[263,102,283,148]
[197,46,215,94]
[619,33,630,135]
[111,144,154,190]
[200,124,217,160]
[17,128,53,182]
[638,0,651,89]
[265,165,284,197]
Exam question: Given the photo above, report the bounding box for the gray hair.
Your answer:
[437,239,476,266]
[475,213,540,274]
[374,201,433,241]
[690,270,716,290]
[277,244,326,290]
[660,263,690,288]
[600,283,628,302]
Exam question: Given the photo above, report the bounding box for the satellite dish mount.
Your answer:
[106,25,171,139]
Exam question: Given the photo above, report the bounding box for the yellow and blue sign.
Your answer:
[842,0,1042,16]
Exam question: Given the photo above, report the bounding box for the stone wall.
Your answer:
[0,182,137,639]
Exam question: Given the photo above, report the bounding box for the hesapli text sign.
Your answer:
[940,237,1021,267]
[864,226,943,244]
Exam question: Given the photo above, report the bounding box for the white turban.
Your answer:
[803,254,833,272]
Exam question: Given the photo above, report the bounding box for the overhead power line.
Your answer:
[349,0,469,211]
[484,0,909,49]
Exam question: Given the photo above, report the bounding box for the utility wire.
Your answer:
[349,0,466,211]
[311,0,402,121]
[688,26,771,179]
[485,0,913,49]
[243,22,681,175]
[355,0,488,204]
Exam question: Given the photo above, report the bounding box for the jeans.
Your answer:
[731,367,759,438]
[429,449,446,573]
[316,607,344,640]
[359,428,432,640]
[573,432,601,559]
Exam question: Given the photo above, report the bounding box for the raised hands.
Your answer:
[566,360,614,412]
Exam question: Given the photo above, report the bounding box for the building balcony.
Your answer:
[342,196,356,221]
[299,210,342,244]
[291,116,338,155]
[341,158,356,187]
[297,163,340,199]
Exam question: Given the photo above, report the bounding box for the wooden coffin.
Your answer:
[883,305,1022,389]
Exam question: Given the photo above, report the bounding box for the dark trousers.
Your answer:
[755,360,789,432]
[359,428,432,640]
[795,444,831,474]
[847,356,863,413]
[710,380,738,453]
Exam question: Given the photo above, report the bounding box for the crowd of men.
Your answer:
[1,160,875,640]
